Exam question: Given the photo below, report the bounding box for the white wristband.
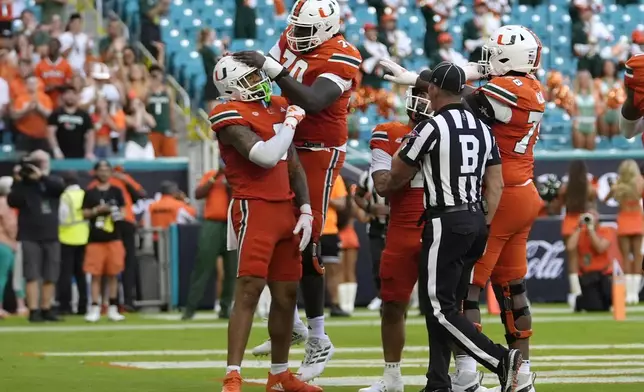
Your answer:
[300,204,312,215]
[283,116,299,130]
[263,56,286,79]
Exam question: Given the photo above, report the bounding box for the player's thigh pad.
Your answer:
[269,236,302,282]
[296,148,346,241]
[232,199,291,279]
[380,226,423,302]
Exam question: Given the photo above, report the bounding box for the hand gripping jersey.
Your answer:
[478,74,546,186]
[209,96,293,201]
[269,32,362,149]
[625,54,644,116]
[369,122,424,228]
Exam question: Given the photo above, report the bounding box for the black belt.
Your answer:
[418,202,485,225]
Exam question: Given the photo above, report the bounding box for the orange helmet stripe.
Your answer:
[292,0,306,17]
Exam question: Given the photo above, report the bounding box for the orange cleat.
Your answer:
[222,370,243,392]
[265,370,323,392]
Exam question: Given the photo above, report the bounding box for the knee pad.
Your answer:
[462,300,483,332]
[302,242,325,276]
[493,281,533,345]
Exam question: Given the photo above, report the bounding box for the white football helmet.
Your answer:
[212,56,272,102]
[479,25,543,77]
[287,0,341,53]
[406,87,433,120]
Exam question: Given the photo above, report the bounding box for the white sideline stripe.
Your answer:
[4,316,644,333]
[108,359,644,370]
[244,375,644,386]
[35,344,644,357]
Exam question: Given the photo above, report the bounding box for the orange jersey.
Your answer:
[209,97,293,202]
[625,53,644,116]
[34,57,74,104]
[269,32,362,148]
[369,122,424,228]
[479,74,546,186]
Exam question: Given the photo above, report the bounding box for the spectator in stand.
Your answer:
[183,168,235,320]
[378,13,412,62]
[32,25,52,60]
[463,0,500,62]
[48,14,64,40]
[56,171,89,315]
[596,60,624,139]
[0,176,17,319]
[11,75,53,154]
[80,62,123,113]
[92,96,125,158]
[429,32,467,68]
[47,85,94,159]
[35,0,67,27]
[125,64,149,101]
[572,3,613,78]
[139,0,170,59]
[34,38,73,106]
[572,70,600,150]
[197,28,223,111]
[566,208,613,312]
[13,33,38,64]
[605,159,644,305]
[234,0,257,39]
[147,65,176,157]
[358,23,390,90]
[82,160,127,323]
[58,13,93,75]
[17,10,38,37]
[419,0,458,56]
[124,95,156,159]
[115,45,140,83]
[367,0,404,23]
[8,150,65,323]
[99,19,126,64]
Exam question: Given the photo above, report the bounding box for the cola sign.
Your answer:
[525,220,569,302]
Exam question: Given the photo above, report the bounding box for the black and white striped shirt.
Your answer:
[399,103,501,208]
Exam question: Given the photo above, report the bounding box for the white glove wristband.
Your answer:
[263,56,286,79]
[284,116,300,130]
[300,204,312,216]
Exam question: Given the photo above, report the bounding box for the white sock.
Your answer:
[293,306,306,329]
[627,275,635,297]
[307,316,325,339]
[226,365,240,375]
[519,360,530,375]
[455,355,477,373]
[568,273,581,296]
[346,283,358,314]
[384,362,401,376]
[270,363,289,375]
[214,300,220,309]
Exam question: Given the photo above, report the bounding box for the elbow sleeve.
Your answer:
[248,121,296,168]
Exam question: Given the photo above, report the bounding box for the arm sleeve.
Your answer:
[42,175,66,197]
[371,148,393,172]
[248,120,296,168]
[398,120,438,166]
[268,40,282,60]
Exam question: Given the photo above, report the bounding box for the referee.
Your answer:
[384,62,522,392]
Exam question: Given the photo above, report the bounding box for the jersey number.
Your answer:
[282,49,309,83]
[459,134,479,174]
[272,124,288,161]
[514,111,543,154]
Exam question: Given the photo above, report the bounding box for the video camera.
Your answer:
[18,156,40,179]
[579,212,595,226]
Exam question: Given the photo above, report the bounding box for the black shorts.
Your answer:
[320,234,340,264]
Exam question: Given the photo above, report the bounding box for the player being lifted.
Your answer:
[209,56,319,392]
[359,72,433,392]
[382,25,545,392]
[621,54,644,161]
[234,0,362,381]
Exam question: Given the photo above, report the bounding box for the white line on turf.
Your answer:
[107,359,644,370]
[35,344,644,357]
[5,315,644,333]
[244,375,644,386]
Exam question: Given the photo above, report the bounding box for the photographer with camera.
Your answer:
[566,209,615,312]
[7,150,65,322]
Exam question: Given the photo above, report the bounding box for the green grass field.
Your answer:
[2,306,644,391]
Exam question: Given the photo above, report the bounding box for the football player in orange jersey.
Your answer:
[209,56,320,392]
[621,54,644,146]
[235,0,362,381]
[382,25,545,392]
[358,74,433,392]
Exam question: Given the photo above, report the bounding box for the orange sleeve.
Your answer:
[184,203,197,217]
[209,102,250,133]
[123,174,144,191]
[369,123,392,153]
[198,170,217,186]
[13,95,26,110]
[40,93,53,109]
[324,39,362,82]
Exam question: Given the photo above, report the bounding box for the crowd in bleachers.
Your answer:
[0,1,179,159]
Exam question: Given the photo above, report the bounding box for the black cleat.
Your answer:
[28,310,45,323]
[498,349,522,392]
[329,304,350,317]
[42,309,63,322]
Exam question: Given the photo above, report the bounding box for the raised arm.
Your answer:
[217,105,306,169]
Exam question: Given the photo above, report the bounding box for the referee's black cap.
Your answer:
[428,61,466,94]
